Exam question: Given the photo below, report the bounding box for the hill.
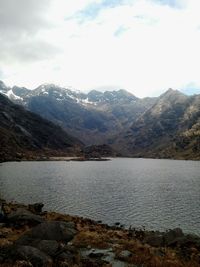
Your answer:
[0,82,156,145]
[116,89,200,159]
[0,93,82,161]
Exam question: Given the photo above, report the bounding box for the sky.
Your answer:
[0,0,200,97]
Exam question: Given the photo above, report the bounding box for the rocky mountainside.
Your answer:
[116,89,200,159]
[0,93,82,161]
[0,81,156,145]
[1,81,200,159]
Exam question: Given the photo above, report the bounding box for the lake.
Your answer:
[0,158,200,234]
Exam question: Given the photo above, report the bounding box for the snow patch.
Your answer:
[6,89,23,100]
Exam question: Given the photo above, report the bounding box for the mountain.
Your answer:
[0,82,156,145]
[0,93,83,161]
[116,89,200,159]
[2,81,199,159]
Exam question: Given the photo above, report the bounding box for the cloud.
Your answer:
[114,25,129,36]
[0,0,61,63]
[150,0,182,8]
[0,0,52,36]
[75,0,130,22]
[1,0,200,97]
[0,69,5,80]
[0,40,61,63]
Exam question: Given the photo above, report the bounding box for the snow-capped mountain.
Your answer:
[0,82,138,107]
[1,80,200,159]
[0,81,156,145]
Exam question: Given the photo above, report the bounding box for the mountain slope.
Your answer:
[0,82,156,145]
[0,94,82,161]
[117,89,200,159]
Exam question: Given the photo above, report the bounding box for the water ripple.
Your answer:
[0,159,200,234]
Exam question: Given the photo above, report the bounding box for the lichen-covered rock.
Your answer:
[22,221,76,242]
[14,245,52,267]
[36,240,60,257]
[28,203,44,214]
[7,208,44,225]
[163,228,184,246]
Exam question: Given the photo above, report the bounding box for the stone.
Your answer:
[15,236,40,246]
[0,203,5,222]
[14,260,33,267]
[168,234,200,248]
[0,256,3,263]
[163,228,184,246]
[145,233,164,247]
[89,252,105,258]
[15,238,60,257]
[57,251,74,262]
[28,203,44,214]
[7,208,44,225]
[36,240,59,257]
[23,221,76,242]
[118,250,132,259]
[14,245,52,267]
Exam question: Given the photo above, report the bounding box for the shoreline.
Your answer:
[0,200,200,266]
[0,157,111,163]
[1,156,200,164]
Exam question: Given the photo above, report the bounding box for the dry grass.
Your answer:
[0,203,200,267]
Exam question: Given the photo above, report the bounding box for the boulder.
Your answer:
[163,228,184,246]
[167,233,200,248]
[118,250,132,259]
[22,221,76,242]
[14,245,52,267]
[15,238,60,257]
[145,233,164,247]
[28,203,44,214]
[57,251,74,262]
[7,208,44,225]
[0,202,5,222]
[36,240,60,257]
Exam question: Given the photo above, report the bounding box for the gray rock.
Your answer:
[7,208,44,224]
[163,228,184,246]
[14,245,52,267]
[81,248,133,267]
[57,251,74,261]
[15,236,40,246]
[0,256,3,263]
[37,240,59,257]
[118,250,132,259]
[145,233,164,247]
[28,203,44,214]
[24,221,76,242]
[0,202,5,222]
[15,236,59,256]
[168,234,200,247]
[0,223,6,228]
[13,260,33,267]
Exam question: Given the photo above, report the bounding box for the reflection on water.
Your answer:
[0,158,200,234]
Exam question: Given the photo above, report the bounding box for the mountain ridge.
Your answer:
[0,81,156,145]
[1,81,200,160]
[0,93,83,161]
[114,89,200,159]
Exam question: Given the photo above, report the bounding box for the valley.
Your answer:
[0,81,200,160]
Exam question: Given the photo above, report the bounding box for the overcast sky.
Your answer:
[0,0,200,97]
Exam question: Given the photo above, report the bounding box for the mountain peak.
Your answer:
[158,88,187,103]
[161,88,186,97]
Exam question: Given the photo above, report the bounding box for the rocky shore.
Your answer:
[0,200,200,267]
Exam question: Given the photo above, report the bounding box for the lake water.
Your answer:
[0,158,200,234]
